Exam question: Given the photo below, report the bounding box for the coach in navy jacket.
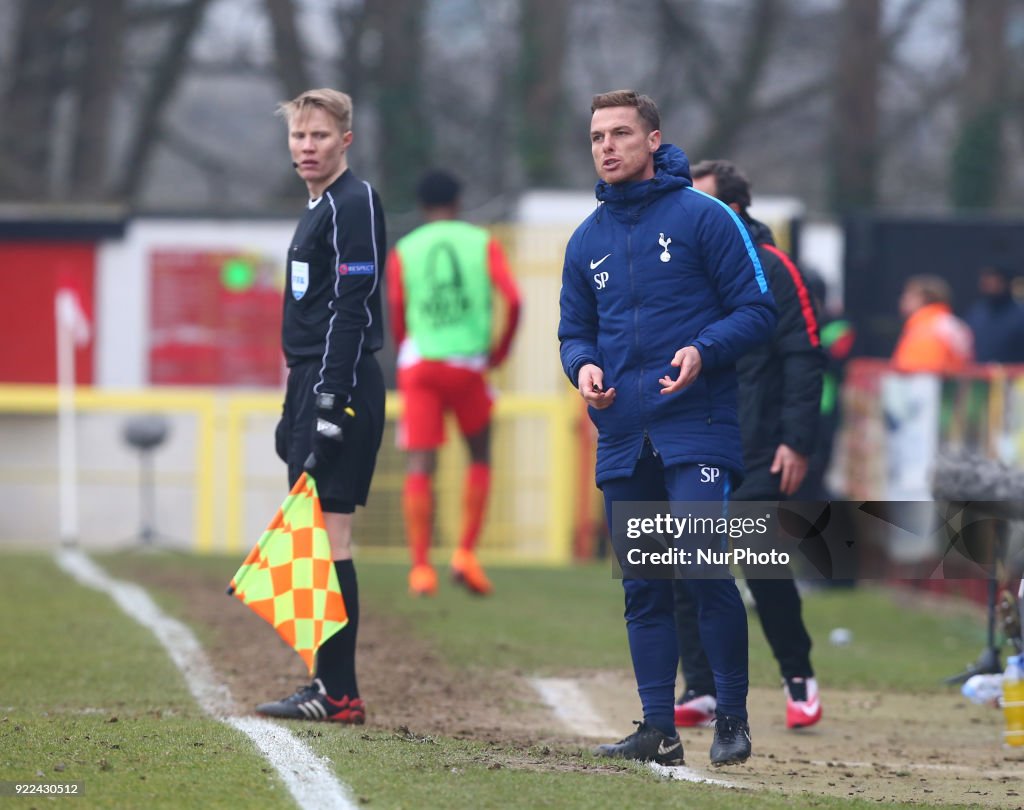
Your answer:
[559,142,775,485]
[559,90,775,768]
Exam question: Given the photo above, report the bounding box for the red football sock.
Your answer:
[403,473,433,567]
[458,463,491,553]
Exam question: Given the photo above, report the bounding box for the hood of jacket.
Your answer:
[594,144,692,211]
[744,216,775,246]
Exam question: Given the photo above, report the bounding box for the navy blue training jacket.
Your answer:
[558,144,777,485]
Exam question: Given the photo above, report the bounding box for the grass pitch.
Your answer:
[0,554,285,809]
[1,550,999,809]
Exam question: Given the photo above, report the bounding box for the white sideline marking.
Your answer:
[56,549,357,810]
[648,761,738,787]
[528,676,738,788]
[528,677,619,739]
[56,550,234,715]
[228,717,352,805]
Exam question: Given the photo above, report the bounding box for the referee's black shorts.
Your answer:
[279,355,386,514]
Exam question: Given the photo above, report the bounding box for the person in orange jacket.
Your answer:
[891,275,973,373]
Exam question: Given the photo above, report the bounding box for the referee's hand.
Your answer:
[306,400,356,474]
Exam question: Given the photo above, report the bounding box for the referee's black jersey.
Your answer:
[282,169,386,404]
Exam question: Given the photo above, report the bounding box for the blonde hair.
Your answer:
[276,88,353,133]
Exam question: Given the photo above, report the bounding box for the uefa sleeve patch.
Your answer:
[338,262,375,276]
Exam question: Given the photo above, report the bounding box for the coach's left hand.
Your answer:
[659,346,702,395]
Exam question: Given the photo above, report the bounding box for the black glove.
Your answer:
[304,393,356,474]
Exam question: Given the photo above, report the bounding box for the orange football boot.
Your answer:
[450,548,492,595]
[408,563,438,597]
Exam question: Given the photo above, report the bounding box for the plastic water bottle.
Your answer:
[1002,654,1024,747]
[962,673,1003,707]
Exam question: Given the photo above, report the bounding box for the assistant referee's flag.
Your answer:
[227,472,347,674]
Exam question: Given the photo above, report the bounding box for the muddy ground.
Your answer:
[117,560,1024,808]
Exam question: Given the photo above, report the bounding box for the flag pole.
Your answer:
[55,289,81,547]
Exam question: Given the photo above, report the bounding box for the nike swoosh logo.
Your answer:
[657,740,682,756]
[590,254,611,270]
[798,698,820,716]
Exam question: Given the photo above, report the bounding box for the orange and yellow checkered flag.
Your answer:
[228,472,347,674]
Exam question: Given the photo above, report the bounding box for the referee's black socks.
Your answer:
[315,560,360,699]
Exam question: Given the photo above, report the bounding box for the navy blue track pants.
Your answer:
[602,451,749,733]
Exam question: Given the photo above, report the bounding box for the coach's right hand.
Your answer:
[578,364,616,410]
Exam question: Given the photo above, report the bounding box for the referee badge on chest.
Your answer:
[291,260,309,300]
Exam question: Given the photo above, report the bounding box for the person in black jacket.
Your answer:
[964,265,1024,363]
[256,88,386,724]
[673,160,827,731]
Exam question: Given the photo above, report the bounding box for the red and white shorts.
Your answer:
[397,360,494,450]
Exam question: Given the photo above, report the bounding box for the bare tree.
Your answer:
[829,0,881,214]
[335,2,370,103]
[653,0,721,110]
[2,0,1017,215]
[265,0,313,99]
[516,0,571,185]
[363,0,429,210]
[70,0,127,199]
[949,0,1009,209]
[691,0,782,159]
[1,0,73,198]
[113,0,212,202]
[1,0,223,205]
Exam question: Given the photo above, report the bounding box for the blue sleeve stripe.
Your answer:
[688,188,768,294]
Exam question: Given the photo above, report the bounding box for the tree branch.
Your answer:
[264,0,313,99]
[70,0,127,198]
[654,0,721,108]
[112,0,212,202]
[695,0,783,158]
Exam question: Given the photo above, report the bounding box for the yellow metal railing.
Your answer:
[0,384,577,563]
[0,384,218,551]
[221,390,577,563]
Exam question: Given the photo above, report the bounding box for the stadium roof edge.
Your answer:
[0,202,128,241]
